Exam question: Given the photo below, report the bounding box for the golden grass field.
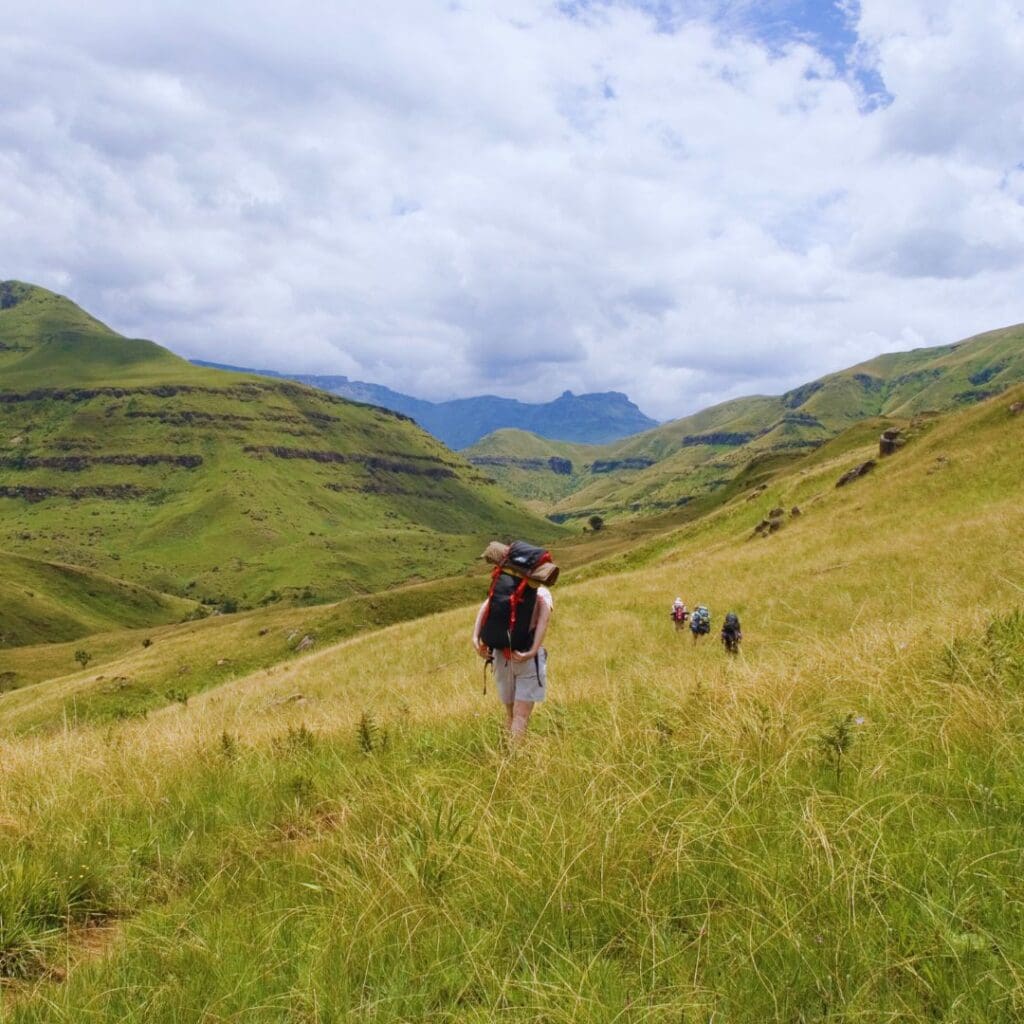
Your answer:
[2,387,1023,1021]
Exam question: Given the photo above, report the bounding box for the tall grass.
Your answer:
[2,389,1024,1020]
[5,607,1024,1021]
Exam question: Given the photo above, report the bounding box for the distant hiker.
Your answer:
[472,541,559,741]
[671,596,688,632]
[690,604,711,646]
[721,612,742,655]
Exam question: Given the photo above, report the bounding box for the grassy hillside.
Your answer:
[2,387,1023,1021]
[0,551,195,651]
[466,322,1024,523]
[463,428,599,507]
[0,282,558,610]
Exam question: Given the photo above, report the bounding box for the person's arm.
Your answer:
[511,597,551,661]
[471,600,491,658]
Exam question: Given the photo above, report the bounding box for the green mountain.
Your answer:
[193,360,659,448]
[0,282,557,609]
[465,322,1024,521]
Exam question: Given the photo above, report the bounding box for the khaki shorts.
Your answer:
[493,648,547,703]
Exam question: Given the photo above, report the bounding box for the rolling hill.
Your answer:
[2,385,1023,1021]
[0,282,558,612]
[465,322,1024,521]
[0,551,195,651]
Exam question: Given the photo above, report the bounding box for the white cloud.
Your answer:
[0,0,1022,420]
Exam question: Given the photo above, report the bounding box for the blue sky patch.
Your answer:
[557,0,891,110]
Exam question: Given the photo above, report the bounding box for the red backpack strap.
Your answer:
[504,576,531,656]
[477,563,504,633]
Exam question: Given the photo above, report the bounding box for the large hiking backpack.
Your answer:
[691,605,711,635]
[722,612,741,653]
[479,541,553,653]
[672,604,688,623]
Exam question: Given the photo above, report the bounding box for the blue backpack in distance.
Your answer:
[691,605,711,635]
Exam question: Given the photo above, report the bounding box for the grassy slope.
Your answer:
[0,504,728,724]
[464,428,604,506]
[467,323,1024,522]
[2,388,1024,1021]
[0,552,195,652]
[0,571,502,727]
[0,283,559,611]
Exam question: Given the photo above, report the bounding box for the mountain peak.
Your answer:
[0,280,189,387]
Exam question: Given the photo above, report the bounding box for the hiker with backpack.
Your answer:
[690,604,711,646]
[721,612,742,655]
[472,541,558,741]
[670,596,688,633]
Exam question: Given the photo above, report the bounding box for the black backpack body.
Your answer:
[479,540,550,653]
[480,572,539,652]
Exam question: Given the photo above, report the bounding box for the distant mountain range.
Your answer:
[463,322,1024,521]
[190,361,659,448]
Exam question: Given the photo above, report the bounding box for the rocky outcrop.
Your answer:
[680,432,756,447]
[779,411,825,428]
[590,458,656,473]
[0,453,203,471]
[953,389,1000,405]
[0,282,27,309]
[245,446,456,478]
[469,455,574,475]
[781,380,824,409]
[836,460,876,487]
[0,381,411,419]
[970,363,1007,386]
[0,484,152,502]
[125,409,342,426]
[752,507,787,538]
[853,373,885,392]
[879,428,904,456]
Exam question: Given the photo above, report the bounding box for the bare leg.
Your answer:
[503,701,514,731]
[510,699,535,741]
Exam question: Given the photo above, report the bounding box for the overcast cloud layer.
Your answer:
[2,0,1023,419]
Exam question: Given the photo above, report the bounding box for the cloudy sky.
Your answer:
[2,1,1023,419]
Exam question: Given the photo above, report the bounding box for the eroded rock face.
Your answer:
[0,282,28,309]
[0,453,203,471]
[0,484,151,502]
[836,461,876,488]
